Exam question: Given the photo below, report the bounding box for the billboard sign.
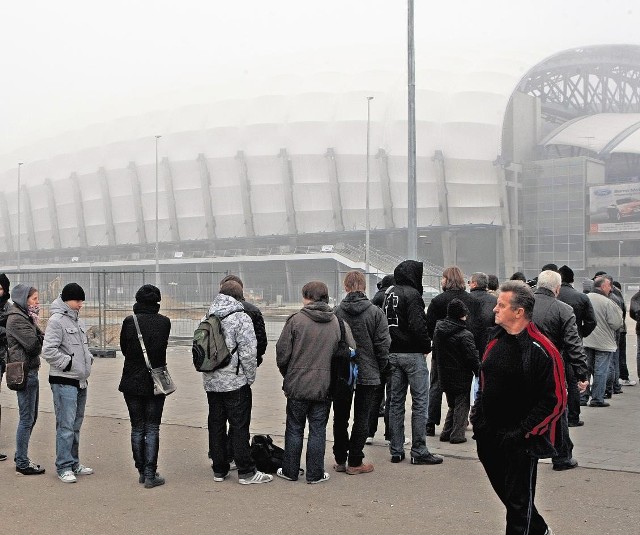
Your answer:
[589,182,640,233]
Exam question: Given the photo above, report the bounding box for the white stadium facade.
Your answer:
[2,44,640,292]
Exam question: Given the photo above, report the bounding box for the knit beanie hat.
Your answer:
[447,298,469,320]
[0,273,10,294]
[135,284,161,304]
[558,265,574,284]
[61,283,86,302]
[541,263,558,272]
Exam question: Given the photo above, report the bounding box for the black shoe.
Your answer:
[144,474,165,488]
[449,437,467,444]
[604,392,612,399]
[613,389,623,394]
[589,401,610,407]
[426,424,435,437]
[568,420,584,427]
[553,458,578,471]
[439,434,451,442]
[16,463,46,476]
[0,453,7,462]
[410,453,443,465]
[579,401,588,406]
[390,453,405,463]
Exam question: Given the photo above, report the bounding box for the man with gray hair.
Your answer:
[581,276,623,407]
[532,270,589,471]
[469,272,497,354]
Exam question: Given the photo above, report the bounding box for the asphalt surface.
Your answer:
[1,337,639,535]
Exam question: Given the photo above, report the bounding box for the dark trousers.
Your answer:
[368,377,391,439]
[566,363,581,424]
[618,333,629,381]
[427,355,442,426]
[332,385,376,466]
[441,390,470,442]
[551,408,573,466]
[124,394,165,479]
[477,435,549,535]
[282,398,331,482]
[207,385,255,478]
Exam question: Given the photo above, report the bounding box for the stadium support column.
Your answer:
[376,149,395,229]
[495,157,517,276]
[21,185,37,253]
[161,157,181,242]
[325,148,345,232]
[433,150,454,266]
[45,178,62,249]
[98,167,116,246]
[0,192,14,253]
[197,154,216,241]
[285,260,294,303]
[70,173,88,248]
[235,151,255,238]
[127,162,148,244]
[279,149,298,235]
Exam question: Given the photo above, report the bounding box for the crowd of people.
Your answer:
[0,262,637,534]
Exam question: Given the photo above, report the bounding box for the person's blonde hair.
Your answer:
[343,271,366,292]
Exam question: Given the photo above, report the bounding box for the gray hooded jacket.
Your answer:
[43,297,93,388]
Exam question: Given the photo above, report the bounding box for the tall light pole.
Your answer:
[407,0,417,260]
[155,135,161,287]
[618,240,623,280]
[365,96,374,287]
[17,162,23,273]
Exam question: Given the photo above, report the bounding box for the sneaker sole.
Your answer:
[213,474,229,482]
[239,477,273,485]
[58,476,77,483]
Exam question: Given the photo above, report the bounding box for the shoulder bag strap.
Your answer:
[132,314,153,371]
[336,316,346,342]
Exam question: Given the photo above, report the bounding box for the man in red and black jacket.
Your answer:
[471,280,566,535]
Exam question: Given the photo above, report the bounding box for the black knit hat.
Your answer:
[0,273,9,294]
[447,298,469,320]
[135,284,161,304]
[558,265,574,284]
[61,282,86,302]
[541,263,558,272]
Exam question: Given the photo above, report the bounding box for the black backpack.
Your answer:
[329,317,358,397]
[250,435,284,473]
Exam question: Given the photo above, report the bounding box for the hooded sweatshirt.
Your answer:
[335,291,390,385]
[433,317,479,394]
[5,283,42,370]
[43,297,93,388]
[202,293,257,393]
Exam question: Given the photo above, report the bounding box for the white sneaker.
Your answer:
[307,472,330,484]
[238,470,273,485]
[229,460,238,471]
[58,470,77,484]
[276,467,295,481]
[73,464,94,475]
[365,437,373,445]
[213,473,229,482]
[383,439,410,446]
[619,379,637,386]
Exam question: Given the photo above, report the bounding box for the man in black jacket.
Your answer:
[468,272,497,354]
[533,270,589,471]
[371,274,394,308]
[383,260,442,465]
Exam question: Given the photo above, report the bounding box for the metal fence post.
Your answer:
[102,270,107,349]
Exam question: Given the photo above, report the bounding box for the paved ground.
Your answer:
[1,336,639,534]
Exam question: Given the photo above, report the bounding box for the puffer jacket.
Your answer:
[202,293,257,393]
[433,317,479,394]
[5,284,43,370]
[119,302,171,396]
[42,297,93,389]
[532,287,589,381]
[276,301,355,401]
[335,291,390,385]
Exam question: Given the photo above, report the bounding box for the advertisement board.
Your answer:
[589,182,640,233]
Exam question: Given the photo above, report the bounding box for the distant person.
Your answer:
[468,272,497,354]
[486,274,499,297]
[630,288,640,382]
[471,281,566,535]
[203,281,271,485]
[0,273,11,462]
[119,285,171,488]
[6,283,45,475]
[43,283,95,483]
[432,299,479,444]
[276,281,355,483]
[510,272,527,282]
[384,260,442,465]
[333,271,390,474]
[612,279,635,386]
[371,274,395,308]
[608,279,629,393]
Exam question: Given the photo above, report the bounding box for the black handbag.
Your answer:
[132,314,176,396]
[6,361,28,391]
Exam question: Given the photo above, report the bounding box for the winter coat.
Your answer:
[383,260,431,354]
[583,291,623,352]
[609,287,626,334]
[630,290,640,335]
[335,291,390,385]
[5,284,43,371]
[242,300,267,365]
[433,317,479,394]
[371,275,395,308]
[0,294,11,365]
[532,287,589,381]
[276,301,355,401]
[557,283,597,339]
[202,293,257,393]
[469,288,497,353]
[426,288,482,350]
[119,302,171,396]
[43,297,93,388]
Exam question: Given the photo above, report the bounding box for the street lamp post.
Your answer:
[17,162,23,273]
[407,0,417,260]
[155,135,161,287]
[618,240,624,280]
[365,96,374,288]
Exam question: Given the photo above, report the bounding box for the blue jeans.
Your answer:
[282,398,331,482]
[606,347,621,394]
[50,383,88,474]
[15,370,39,469]
[388,352,431,458]
[583,348,613,404]
[124,394,165,479]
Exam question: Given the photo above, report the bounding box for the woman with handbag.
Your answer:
[5,283,45,475]
[119,285,171,488]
